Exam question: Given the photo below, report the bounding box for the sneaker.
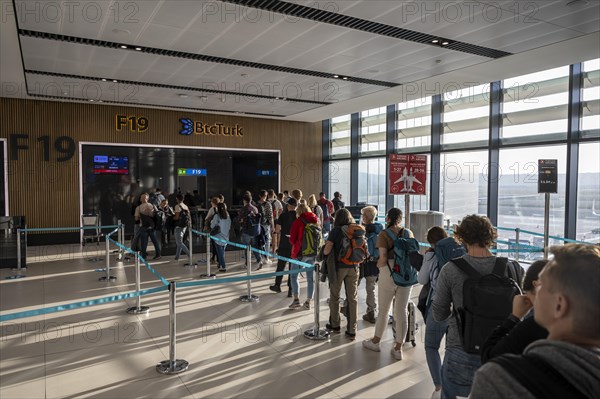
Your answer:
[288,299,301,309]
[218,267,226,272]
[362,339,380,352]
[430,390,441,399]
[174,256,179,261]
[256,261,264,271]
[391,347,403,360]
[345,331,356,340]
[287,290,293,298]
[325,323,340,332]
[153,255,162,260]
[269,285,282,293]
[303,300,311,310]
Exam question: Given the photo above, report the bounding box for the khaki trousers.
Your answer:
[329,266,359,333]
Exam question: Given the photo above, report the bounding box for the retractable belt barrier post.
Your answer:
[7,227,27,280]
[127,252,150,314]
[239,245,258,302]
[304,262,330,341]
[184,221,197,267]
[515,228,521,261]
[156,281,189,375]
[200,233,216,279]
[99,236,116,282]
[116,220,124,261]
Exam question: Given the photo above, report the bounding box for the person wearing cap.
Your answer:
[269,197,297,296]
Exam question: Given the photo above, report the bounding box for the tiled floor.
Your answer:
[1,242,441,398]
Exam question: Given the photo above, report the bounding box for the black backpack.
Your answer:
[492,354,587,399]
[318,200,331,220]
[452,257,522,354]
[178,209,190,228]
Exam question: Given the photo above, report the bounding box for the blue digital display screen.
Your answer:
[178,168,207,176]
[93,156,129,175]
[256,170,276,177]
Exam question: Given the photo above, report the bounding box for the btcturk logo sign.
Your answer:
[179,118,243,137]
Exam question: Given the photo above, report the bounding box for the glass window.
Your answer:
[328,160,350,203]
[439,151,488,225]
[497,145,567,259]
[330,115,351,159]
[397,97,431,151]
[442,84,490,146]
[502,66,569,139]
[393,155,431,219]
[582,59,600,137]
[360,107,386,156]
[576,141,600,242]
[358,158,387,217]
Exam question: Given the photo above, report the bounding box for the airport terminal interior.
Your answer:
[1,1,599,398]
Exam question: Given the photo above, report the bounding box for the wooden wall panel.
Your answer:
[0,98,322,228]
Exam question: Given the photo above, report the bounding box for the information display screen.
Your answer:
[93,156,129,174]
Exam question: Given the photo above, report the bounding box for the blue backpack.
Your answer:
[385,228,420,287]
[365,222,383,261]
[244,212,262,237]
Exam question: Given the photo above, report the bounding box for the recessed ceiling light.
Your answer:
[120,45,128,49]
[135,47,142,51]
[62,92,68,95]
[178,94,189,98]
[199,95,207,100]
[101,78,107,82]
[432,39,439,44]
[441,41,449,46]
[342,76,348,80]
[112,79,118,83]
[333,74,339,78]
[89,99,94,102]
[98,100,103,103]
[275,97,280,100]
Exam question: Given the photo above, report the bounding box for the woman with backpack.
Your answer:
[288,203,320,309]
[363,208,416,360]
[418,226,454,398]
[307,194,323,227]
[360,206,383,324]
[173,194,190,261]
[210,202,232,272]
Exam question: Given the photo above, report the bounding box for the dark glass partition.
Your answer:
[1,142,5,216]
[81,145,279,235]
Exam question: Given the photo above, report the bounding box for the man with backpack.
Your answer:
[431,215,524,399]
[269,197,297,297]
[256,190,274,267]
[267,189,283,255]
[323,208,367,340]
[360,206,383,324]
[173,194,190,261]
[237,193,262,266]
[317,192,334,236]
[470,244,600,399]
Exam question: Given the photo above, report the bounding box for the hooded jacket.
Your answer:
[290,211,319,259]
[470,339,600,399]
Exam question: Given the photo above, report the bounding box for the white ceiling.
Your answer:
[1,0,599,121]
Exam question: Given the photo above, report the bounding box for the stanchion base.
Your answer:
[156,359,189,374]
[303,328,331,341]
[5,275,27,280]
[87,257,105,263]
[95,268,106,272]
[99,276,117,282]
[11,267,27,271]
[199,273,216,279]
[239,295,259,302]
[183,262,198,267]
[126,306,150,314]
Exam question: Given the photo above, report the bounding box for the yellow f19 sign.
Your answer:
[115,114,148,132]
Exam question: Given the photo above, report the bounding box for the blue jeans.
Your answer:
[441,347,481,399]
[425,309,449,388]
[289,256,315,299]
[213,242,226,268]
[240,233,262,262]
[322,220,331,237]
[174,226,189,259]
[140,227,161,258]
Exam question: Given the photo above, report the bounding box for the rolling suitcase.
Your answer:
[391,300,418,347]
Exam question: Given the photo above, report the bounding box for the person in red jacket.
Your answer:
[289,203,320,310]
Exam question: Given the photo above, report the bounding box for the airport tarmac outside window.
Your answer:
[328,160,350,205]
[576,141,600,243]
[358,157,386,218]
[502,65,570,141]
[442,83,489,147]
[360,107,387,156]
[581,59,600,138]
[396,96,432,152]
[497,145,567,260]
[330,114,351,159]
[439,151,487,226]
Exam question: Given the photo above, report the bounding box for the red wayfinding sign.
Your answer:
[389,154,427,195]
